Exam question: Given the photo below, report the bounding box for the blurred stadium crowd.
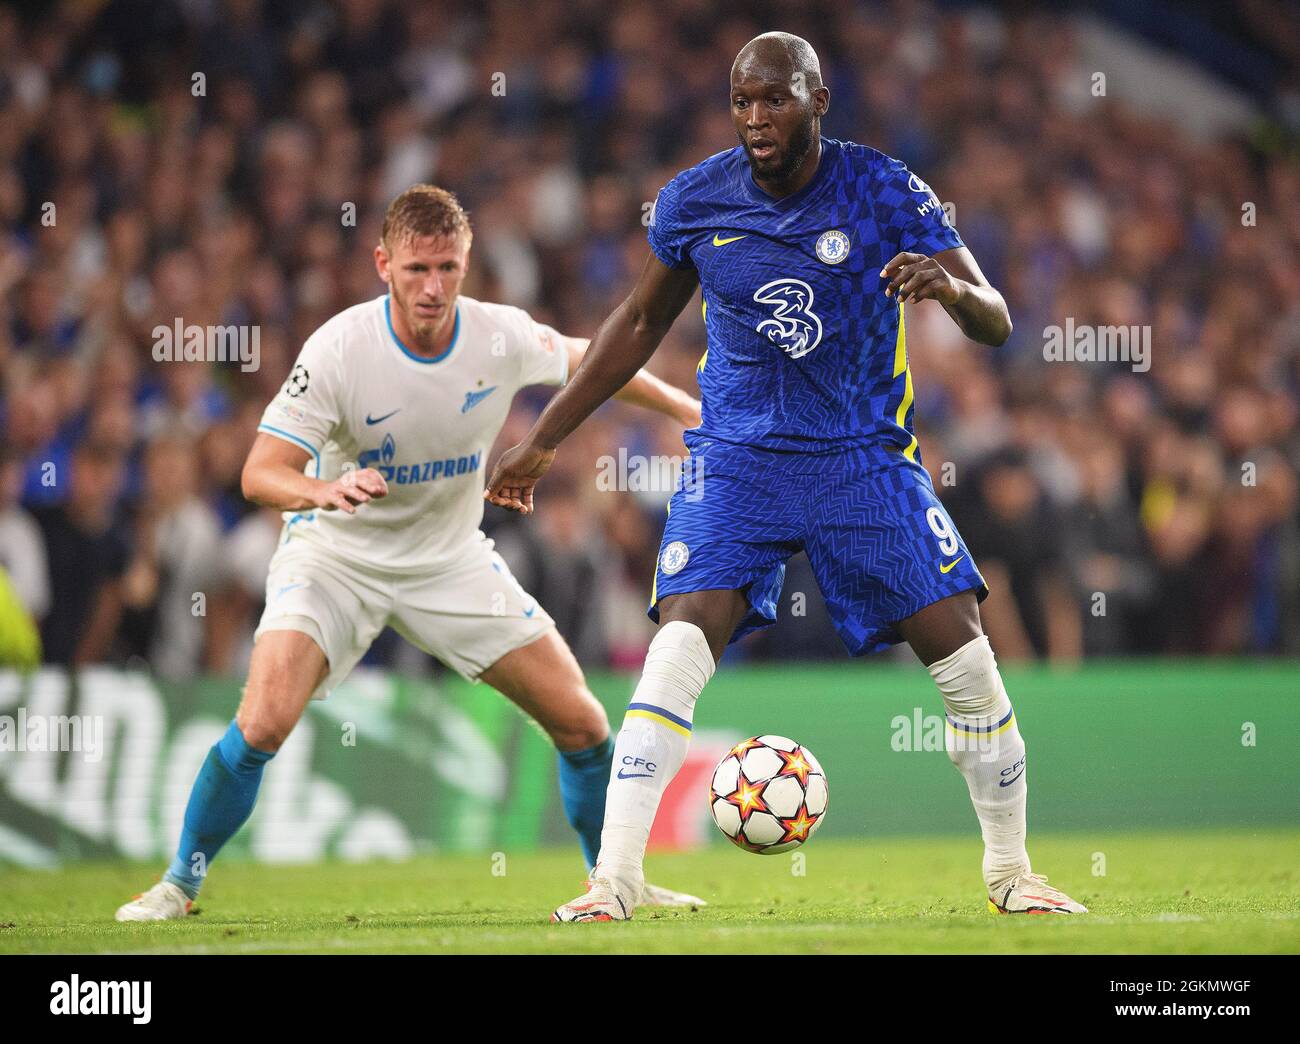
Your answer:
[1,0,1298,678]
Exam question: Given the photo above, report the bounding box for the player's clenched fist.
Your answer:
[314,467,388,514]
[484,441,556,515]
[881,251,962,306]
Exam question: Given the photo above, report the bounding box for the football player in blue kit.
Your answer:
[487,31,1087,920]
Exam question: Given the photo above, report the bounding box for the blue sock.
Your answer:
[557,736,614,869]
[163,720,274,898]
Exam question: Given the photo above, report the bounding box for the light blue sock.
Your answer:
[557,736,614,869]
[163,720,274,898]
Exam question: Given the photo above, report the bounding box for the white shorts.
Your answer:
[254,532,554,698]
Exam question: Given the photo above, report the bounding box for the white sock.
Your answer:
[928,634,1031,890]
[597,620,715,897]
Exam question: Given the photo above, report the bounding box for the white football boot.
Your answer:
[988,872,1088,915]
[115,881,193,922]
[640,882,708,909]
[551,872,635,923]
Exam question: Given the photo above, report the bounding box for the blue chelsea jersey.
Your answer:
[648,137,963,456]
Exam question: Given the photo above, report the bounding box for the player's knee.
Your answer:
[236,669,304,752]
[928,634,1005,719]
[239,631,324,751]
[235,693,295,752]
[547,686,609,752]
[658,594,741,663]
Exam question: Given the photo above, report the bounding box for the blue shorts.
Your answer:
[649,436,988,655]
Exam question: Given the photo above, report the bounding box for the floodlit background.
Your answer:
[2,0,1298,675]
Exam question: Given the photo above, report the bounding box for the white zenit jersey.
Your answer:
[257,293,568,573]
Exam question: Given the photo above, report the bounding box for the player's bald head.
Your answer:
[730,32,828,189]
[731,32,823,94]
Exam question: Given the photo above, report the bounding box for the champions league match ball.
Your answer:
[709,736,828,853]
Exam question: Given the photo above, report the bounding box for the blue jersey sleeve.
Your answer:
[879,158,964,257]
[646,177,694,269]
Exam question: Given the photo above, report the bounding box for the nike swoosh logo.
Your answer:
[366,409,401,425]
[616,769,654,780]
[999,767,1025,788]
[939,555,966,574]
[523,604,537,618]
[712,234,748,246]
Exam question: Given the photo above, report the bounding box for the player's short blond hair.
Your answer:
[381,184,472,250]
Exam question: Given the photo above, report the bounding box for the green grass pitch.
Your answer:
[2,829,1296,954]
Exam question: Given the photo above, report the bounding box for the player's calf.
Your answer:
[589,619,717,898]
[480,630,615,865]
[115,631,325,917]
[924,630,1090,913]
[927,632,1033,891]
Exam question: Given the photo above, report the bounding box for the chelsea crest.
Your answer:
[815,230,850,264]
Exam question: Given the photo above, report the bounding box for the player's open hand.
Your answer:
[484,441,556,515]
[314,468,388,514]
[881,252,961,306]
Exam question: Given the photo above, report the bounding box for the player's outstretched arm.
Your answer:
[241,433,388,515]
[486,253,699,514]
[559,337,701,429]
[881,246,1012,347]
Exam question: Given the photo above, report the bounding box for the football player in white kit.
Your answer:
[117,185,703,920]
